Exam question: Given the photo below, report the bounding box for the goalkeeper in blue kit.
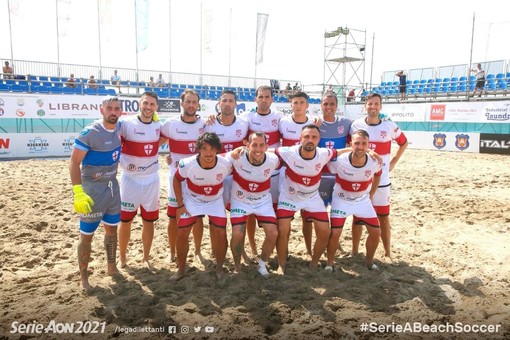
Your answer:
[69,96,123,290]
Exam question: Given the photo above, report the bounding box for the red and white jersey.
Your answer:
[225,151,280,204]
[160,116,206,171]
[242,110,283,148]
[204,115,249,153]
[328,152,382,202]
[350,118,407,186]
[175,155,232,203]
[119,115,161,176]
[276,145,336,200]
[279,114,311,147]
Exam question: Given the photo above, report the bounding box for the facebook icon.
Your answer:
[168,326,177,333]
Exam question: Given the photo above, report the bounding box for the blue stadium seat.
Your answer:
[497,82,507,90]
[38,76,49,81]
[62,87,74,95]
[0,83,9,92]
[97,88,108,96]
[11,84,29,92]
[84,88,97,95]
[50,87,61,94]
[107,89,117,96]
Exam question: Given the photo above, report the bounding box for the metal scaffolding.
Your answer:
[323,26,367,103]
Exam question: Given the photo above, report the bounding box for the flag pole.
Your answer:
[228,8,232,87]
[55,0,61,77]
[168,0,172,84]
[254,13,258,89]
[96,0,103,80]
[134,0,140,82]
[200,2,203,85]
[7,0,14,65]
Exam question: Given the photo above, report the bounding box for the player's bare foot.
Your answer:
[107,265,120,276]
[170,271,185,282]
[276,266,285,275]
[215,268,225,280]
[233,264,242,274]
[119,257,127,269]
[194,252,207,265]
[309,262,320,271]
[143,260,154,271]
[80,279,92,290]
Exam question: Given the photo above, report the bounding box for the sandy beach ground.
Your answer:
[1,149,509,339]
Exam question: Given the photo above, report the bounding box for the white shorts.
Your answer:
[182,194,227,218]
[167,170,188,208]
[330,196,378,219]
[372,185,391,215]
[120,172,160,213]
[277,189,327,213]
[230,196,276,219]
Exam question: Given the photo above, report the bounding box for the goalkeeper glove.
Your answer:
[72,184,94,214]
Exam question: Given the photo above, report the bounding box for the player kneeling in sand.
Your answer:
[225,132,281,276]
[326,129,382,270]
[171,132,232,281]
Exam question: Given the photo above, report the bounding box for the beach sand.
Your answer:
[1,149,509,339]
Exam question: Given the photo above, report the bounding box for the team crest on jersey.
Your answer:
[188,142,196,152]
[325,141,335,149]
[204,187,213,195]
[224,144,233,152]
[236,190,245,199]
[236,129,242,137]
[179,160,185,168]
[365,170,371,178]
[315,163,322,172]
[271,119,278,127]
[264,169,271,177]
[80,128,91,136]
[433,133,446,149]
[455,134,470,151]
[337,126,345,134]
[248,183,259,191]
[155,128,160,136]
[112,150,120,162]
[144,144,154,155]
[199,128,204,134]
[352,183,361,191]
[302,177,311,185]
[380,131,388,139]
[216,174,223,182]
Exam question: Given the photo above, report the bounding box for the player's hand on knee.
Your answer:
[72,184,94,214]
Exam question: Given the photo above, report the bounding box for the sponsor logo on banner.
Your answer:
[484,107,509,121]
[0,137,11,156]
[27,136,49,153]
[62,137,75,152]
[158,99,180,113]
[37,99,44,107]
[16,109,25,117]
[479,133,510,155]
[430,104,445,120]
[433,133,446,149]
[37,109,45,117]
[455,134,470,151]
